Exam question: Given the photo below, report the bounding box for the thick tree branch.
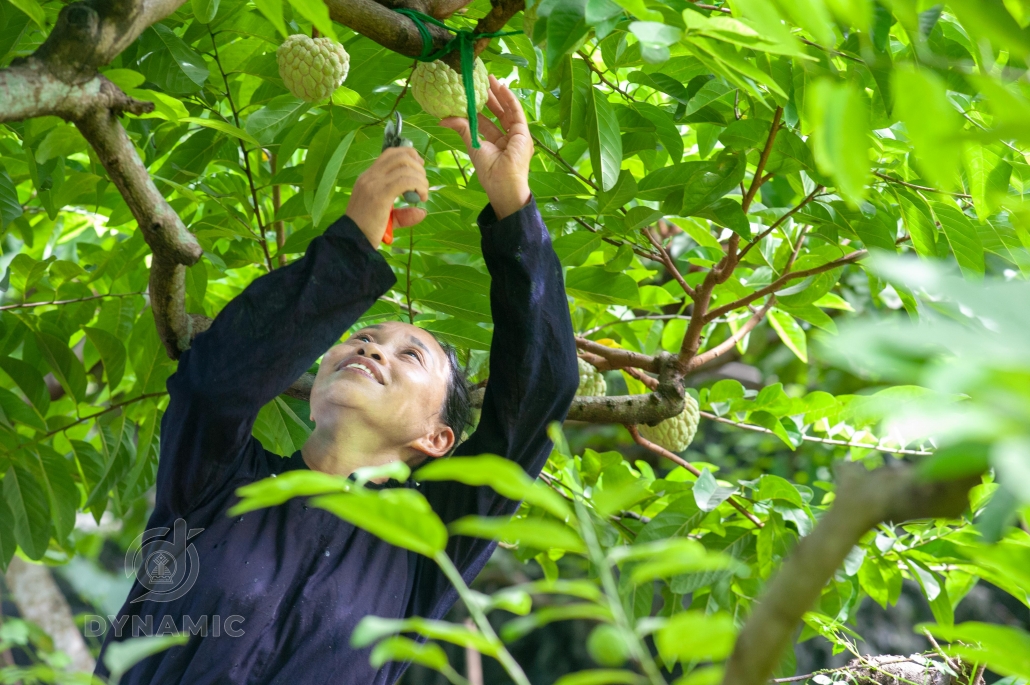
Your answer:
[327,0,524,72]
[704,250,867,323]
[722,464,982,685]
[75,96,202,356]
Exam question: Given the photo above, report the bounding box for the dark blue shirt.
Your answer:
[94,200,578,684]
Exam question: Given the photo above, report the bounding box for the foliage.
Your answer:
[2,0,1030,682]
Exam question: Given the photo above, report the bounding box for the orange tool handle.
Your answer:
[382,210,395,245]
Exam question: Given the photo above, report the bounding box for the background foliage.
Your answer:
[2,0,1030,682]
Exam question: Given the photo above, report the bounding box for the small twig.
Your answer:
[0,291,143,311]
[628,425,764,528]
[577,50,635,102]
[704,249,866,323]
[873,171,972,199]
[41,392,167,439]
[452,149,469,184]
[741,108,783,213]
[645,227,697,300]
[270,152,286,267]
[686,299,773,371]
[531,134,599,191]
[798,37,863,63]
[210,29,273,271]
[582,314,693,337]
[699,410,934,456]
[738,186,823,262]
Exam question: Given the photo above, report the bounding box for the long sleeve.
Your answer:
[154,216,396,519]
[413,198,579,617]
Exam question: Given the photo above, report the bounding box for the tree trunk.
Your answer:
[4,558,95,673]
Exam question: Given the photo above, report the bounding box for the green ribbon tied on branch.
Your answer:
[393,8,521,149]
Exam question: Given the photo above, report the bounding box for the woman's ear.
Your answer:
[410,425,456,459]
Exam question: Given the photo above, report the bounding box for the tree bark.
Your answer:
[722,465,983,685]
[4,558,95,673]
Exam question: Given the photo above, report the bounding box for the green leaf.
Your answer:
[181,117,263,149]
[610,0,660,21]
[3,464,51,560]
[415,455,572,520]
[420,319,492,351]
[191,0,219,22]
[929,201,985,280]
[352,615,497,655]
[655,611,736,663]
[311,130,355,228]
[245,95,311,146]
[771,0,834,46]
[230,470,350,516]
[768,309,808,362]
[501,603,614,642]
[448,516,586,554]
[369,636,452,674]
[142,24,209,95]
[693,469,736,512]
[253,396,311,456]
[0,165,22,229]
[254,0,288,37]
[105,634,189,685]
[586,87,623,192]
[0,497,16,573]
[681,152,746,217]
[553,670,647,685]
[7,0,44,28]
[895,189,938,258]
[30,446,77,543]
[0,356,49,417]
[565,266,640,306]
[892,66,964,191]
[34,331,87,404]
[311,490,448,558]
[598,170,637,215]
[547,4,591,68]
[948,0,1030,59]
[84,327,127,390]
[807,79,870,206]
[756,474,805,507]
[285,0,336,39]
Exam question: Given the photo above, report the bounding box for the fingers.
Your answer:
[386,170,428,202]
[477,113,504,144]
[377,146,424,168]
[490,74,527,127]
[440,117,475,152]
[392,207,426,228]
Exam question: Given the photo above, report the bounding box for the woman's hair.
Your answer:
[437,341,473,453]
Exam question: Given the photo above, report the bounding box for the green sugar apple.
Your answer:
[639,394,700,453]
[410,57,489,119]
[277,34,350,102]
[576,357,607,397]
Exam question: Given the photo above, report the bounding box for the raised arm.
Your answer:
[155,148,428,517]
[411,79,578,620]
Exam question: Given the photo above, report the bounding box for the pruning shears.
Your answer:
[381,111,422,245]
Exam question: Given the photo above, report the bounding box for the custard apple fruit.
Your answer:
[410,57,489,119]
[639,394,700,452]
[576,357,607,397]
[277,34,350,102]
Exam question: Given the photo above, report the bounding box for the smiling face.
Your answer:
[308,321,456,460]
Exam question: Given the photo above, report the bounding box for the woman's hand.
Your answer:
[345,147,429,247]
[441,75,533,220]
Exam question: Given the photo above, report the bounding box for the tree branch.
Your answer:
[737,185,823,262]
[75,95,202,356]
[575,338,662,373]
[685,300,773,372]
[872,171,972,200]
[326,0,524,72]
[741,108,782,214]
[722,464,981,685]
[704,250,866,323]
